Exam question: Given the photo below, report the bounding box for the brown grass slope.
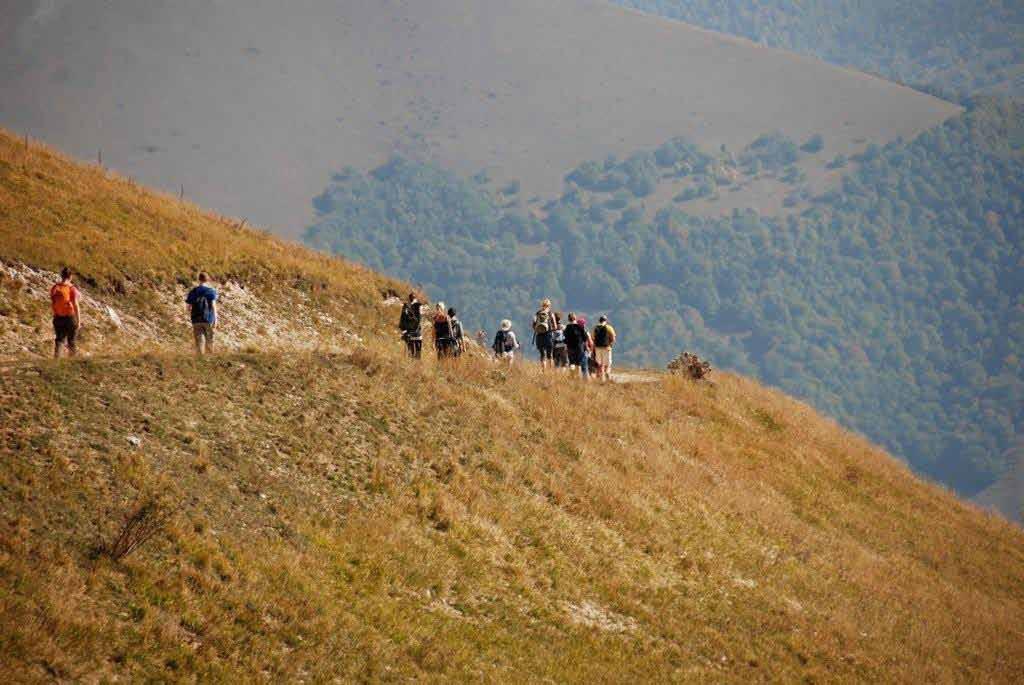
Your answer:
[0,129,407,359]
[1,130,1023,683]
[0,0,960,235]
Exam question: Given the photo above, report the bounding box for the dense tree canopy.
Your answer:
[614,1,1024,98]
[305,99,1023,497]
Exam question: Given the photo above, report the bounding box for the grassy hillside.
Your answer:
[4,350,1024,682]
[1,121,1024,683]
[0,0,958,234]
[0,128,406,359]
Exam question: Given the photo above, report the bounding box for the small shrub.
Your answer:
[98,495,175,561]
[667,351,712,380]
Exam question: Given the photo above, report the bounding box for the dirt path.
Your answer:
[611,371,661,385]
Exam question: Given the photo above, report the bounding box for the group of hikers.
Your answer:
[398,293,618,381]
[49,268,220,358]
[48,270,617,381]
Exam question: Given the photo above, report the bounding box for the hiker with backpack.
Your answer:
[399,292,423,358]
[552,316,569,369]
[447,307,466,357]
[563,312,590,380]
[432,302,455,359]
[50,267,82,358]
[592,315,617,381]
[492,319,520,365]
[185,272,218,355]
[532,298,558,369]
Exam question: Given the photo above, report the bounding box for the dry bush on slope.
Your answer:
[0,348,1022,682]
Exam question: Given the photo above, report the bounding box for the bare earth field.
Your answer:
[0,0,960,235]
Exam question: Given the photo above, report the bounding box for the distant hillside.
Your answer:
[306,98,1024,500]
[976,446,1024,525]
[2,133,1024,682]
[0,0,958,234]
[615,0,1024,97]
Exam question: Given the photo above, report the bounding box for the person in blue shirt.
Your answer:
[185,271,218,355]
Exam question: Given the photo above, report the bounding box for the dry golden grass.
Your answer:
[1,127,1023,682]
[0,128,405,322]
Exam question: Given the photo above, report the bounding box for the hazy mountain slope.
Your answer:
[615,0,1024,97]
[976,446,1024,525]
[1,135,1023,682]
[0,0,959,235]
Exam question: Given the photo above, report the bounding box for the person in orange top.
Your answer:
[50,267,82,358]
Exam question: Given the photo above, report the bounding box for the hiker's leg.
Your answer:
[193,324,204,355]
[53,318,67,358]
[205,325,214,354]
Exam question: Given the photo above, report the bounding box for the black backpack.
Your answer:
[593,324,611,347]
[400,303,421,331]
[190,289,211,323]
[434,315,453,340]
[493,330,513,353]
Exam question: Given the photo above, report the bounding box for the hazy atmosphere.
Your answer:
[1,1,1022,681]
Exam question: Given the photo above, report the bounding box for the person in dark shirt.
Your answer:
[432,302,455,359]
[185,272,218,355]
[399,292,424,358]
[448,307,465,357]
[562,312,590,380]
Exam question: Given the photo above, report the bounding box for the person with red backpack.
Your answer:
[50,267,81,358]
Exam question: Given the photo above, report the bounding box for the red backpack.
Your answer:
[51,283,76,317]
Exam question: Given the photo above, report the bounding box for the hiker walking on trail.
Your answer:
[399,292,423,359]
[185,272,218,355]
[493,319,519,366]
[433,302,455,359]
[592,315,616,382]
[532,298,558,369]
[563,312,590,380]
[447,307,466,357]
[552,315,569,368]
[50,267,81,359]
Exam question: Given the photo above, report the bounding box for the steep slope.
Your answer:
[0,129,405,359]
[0,0,959,234]
[1,121,1024,684]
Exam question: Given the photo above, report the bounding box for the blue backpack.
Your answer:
[189,287,213,323]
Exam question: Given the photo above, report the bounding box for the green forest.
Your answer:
[304,98,1023,497]
[614,0,1024,97]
